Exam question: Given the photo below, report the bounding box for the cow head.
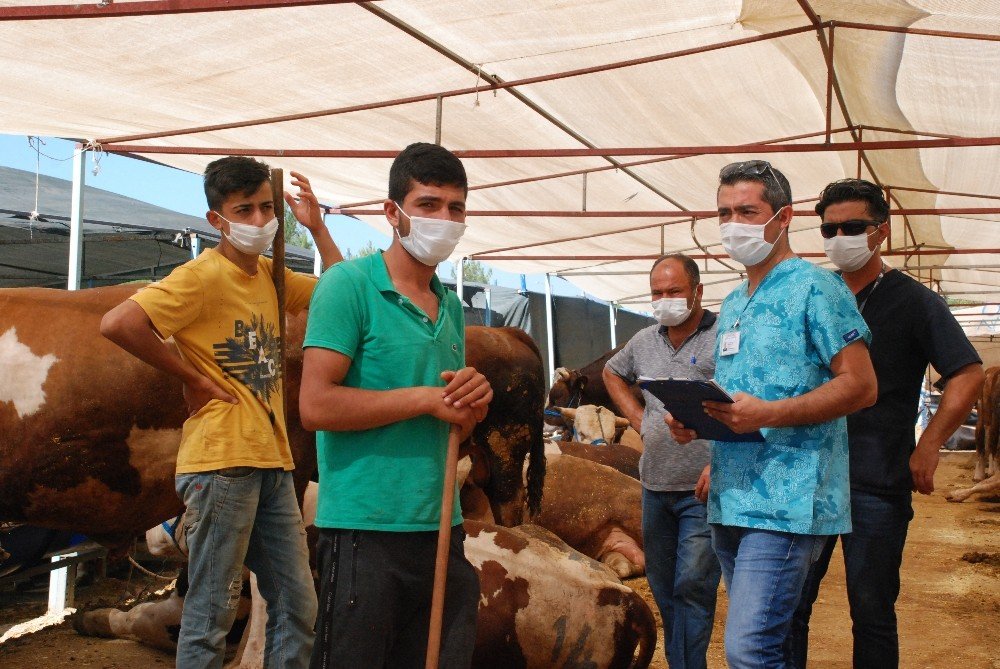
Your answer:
[545,367,587,432]
[558,405,629,445]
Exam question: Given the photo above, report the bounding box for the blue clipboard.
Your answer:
[638,377,766,443]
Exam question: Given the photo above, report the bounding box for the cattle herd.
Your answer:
[2,284,998,668]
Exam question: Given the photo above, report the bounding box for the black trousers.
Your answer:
[310,526,479,669]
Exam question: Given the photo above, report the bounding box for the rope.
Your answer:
[127,555,179,582]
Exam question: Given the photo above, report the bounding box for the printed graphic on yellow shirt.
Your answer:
[213,313,282,409]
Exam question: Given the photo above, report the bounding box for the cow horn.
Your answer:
[558,407,577,420]
[554,367,571,381]
[614,416,630,428]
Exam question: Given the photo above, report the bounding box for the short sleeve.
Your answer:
[303,264,364,360]
[805,270,871,366]
[605,337,637,382]
[130,266,204,340]
[284,267,319,314]
[916,288,981,380]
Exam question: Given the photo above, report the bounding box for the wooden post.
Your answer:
[270,168,287,418]
[425,426,462,669]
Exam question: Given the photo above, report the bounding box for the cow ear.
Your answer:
[558,407,577,420]
[613,416,630,428]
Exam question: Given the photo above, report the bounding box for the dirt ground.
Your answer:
[0,451,997,668]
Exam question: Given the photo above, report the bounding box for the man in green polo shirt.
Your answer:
[299,142,493,668]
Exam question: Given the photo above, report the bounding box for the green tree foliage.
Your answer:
[283,209,313,249]
[452,259,494,285]
[345,240,380,259]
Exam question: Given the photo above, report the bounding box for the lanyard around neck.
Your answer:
[858,266,887,315]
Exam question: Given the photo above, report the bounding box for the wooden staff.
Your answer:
[425,425,462,669]
[270,168,287,419]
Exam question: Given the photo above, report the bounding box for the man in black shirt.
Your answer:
[786,179,984,669]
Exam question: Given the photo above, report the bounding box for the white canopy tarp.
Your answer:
[1,0,997,308]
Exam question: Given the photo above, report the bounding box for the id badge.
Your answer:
[720,331,740,357]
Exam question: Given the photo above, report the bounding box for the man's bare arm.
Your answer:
[702,340,877,433]
[299,347,490,440]
[911,362,984,494]
[285,171,344,270]
[602,367,644,432]
[100,300,236,412]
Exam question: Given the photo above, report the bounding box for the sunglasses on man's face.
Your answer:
[819,220,880,239]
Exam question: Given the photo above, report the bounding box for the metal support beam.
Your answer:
[825,23,835,142]
[0,0,364,22]
[101,135,1000,159]
[340,206,1000,218]
[456,257,465,306]
[609,302,617,349]
[474,248,1000,262]
[544,273,555,384]
[67,148,86,290]
[190,232,202,259]
[341,127,852,208]
[434,96,443,145]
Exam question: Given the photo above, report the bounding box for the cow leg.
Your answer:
[947,473,1000,502]
[598,527,646,579]
[74,592,183,652]
[224,573,267,669]
[602,551,644,579]
[973,454,987,482]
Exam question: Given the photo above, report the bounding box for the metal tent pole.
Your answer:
[609,302,617,349]
[67,147,86,290]
[545,273,556,383]
[456,257,465,305]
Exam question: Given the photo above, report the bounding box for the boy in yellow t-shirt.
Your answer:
[101,156,342,669]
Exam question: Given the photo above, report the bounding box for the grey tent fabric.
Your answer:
[449,280,654,371]
[0,166,316,288]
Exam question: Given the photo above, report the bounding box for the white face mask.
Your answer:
[720,209,785,267]
[651,297,692,327]
[824,230,878,272]
[393,202,467,266]
[216,213,279,256]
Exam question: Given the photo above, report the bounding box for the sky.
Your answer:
[0,134,590,299]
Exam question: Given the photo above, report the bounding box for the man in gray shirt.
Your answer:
[604,253,721,669]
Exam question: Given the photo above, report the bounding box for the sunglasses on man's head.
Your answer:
[719,160,790,200]
[819,220,880,239]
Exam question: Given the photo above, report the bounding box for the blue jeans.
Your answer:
[641,488,720,669]
[176,468,317,669]
[786,490,913,669]
[711,525,826,669]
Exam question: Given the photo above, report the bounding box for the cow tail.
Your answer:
[627,592,657,669]
[525,427,546,518]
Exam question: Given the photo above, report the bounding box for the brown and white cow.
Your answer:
[94,480,655,669]
[466,520,655,669]
[545,346,643,434]
[558,404,644,452]
[73,566,253,661]
[948,366,1000,502]
[529,453,645,579]
[462,450,645,578]
[79,517,655,669]
[545,439,640,481]
[0,286,545,554]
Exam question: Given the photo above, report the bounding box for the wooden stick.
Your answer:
[425,425,462,669]
[269,168,287,419]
